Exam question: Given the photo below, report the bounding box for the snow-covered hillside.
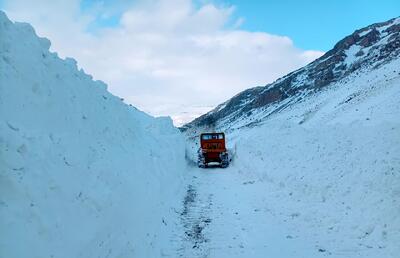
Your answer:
[184,16,400,131]
[0,11,185,258]
[226,60,400,257]
[182,18,400,257]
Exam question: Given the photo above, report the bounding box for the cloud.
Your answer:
[2,0,324,125]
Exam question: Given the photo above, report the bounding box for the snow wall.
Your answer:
[0,11,185,258]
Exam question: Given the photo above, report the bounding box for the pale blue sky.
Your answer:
[226,0,400,50]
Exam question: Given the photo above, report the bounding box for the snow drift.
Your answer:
[0,11,185,258]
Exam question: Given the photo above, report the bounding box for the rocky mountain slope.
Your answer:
[183,17,400,131]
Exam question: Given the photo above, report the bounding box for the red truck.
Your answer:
[198,132,229,168]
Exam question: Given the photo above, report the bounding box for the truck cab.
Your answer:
[198,132,229,168]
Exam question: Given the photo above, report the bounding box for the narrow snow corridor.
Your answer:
[172,166,332,258]
[2,9,399,258]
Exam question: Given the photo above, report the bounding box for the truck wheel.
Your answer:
[220,162,228,168]
[197,150,206,168]
[220,152,229,168]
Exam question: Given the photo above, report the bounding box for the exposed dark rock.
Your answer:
[355,50,365,57]
[359,29,380,47]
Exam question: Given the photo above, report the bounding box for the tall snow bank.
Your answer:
[0,11,185,258]
[228,59,400,257]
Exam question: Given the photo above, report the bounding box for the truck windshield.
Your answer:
[202,134,224,140]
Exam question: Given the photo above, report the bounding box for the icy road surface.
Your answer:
[171,166,330,258]
[167,161,398,258]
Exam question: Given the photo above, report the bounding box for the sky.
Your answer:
[1,0,398,125]
[225,0,400,51]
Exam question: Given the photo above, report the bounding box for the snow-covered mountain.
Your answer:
[183,17,400,132]
[182,17,400,257]
[0,11,185,258]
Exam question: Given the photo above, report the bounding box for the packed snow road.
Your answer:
[171,165,331,258]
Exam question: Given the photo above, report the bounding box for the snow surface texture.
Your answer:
[184,57,400,257]
[0,11,185,258]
